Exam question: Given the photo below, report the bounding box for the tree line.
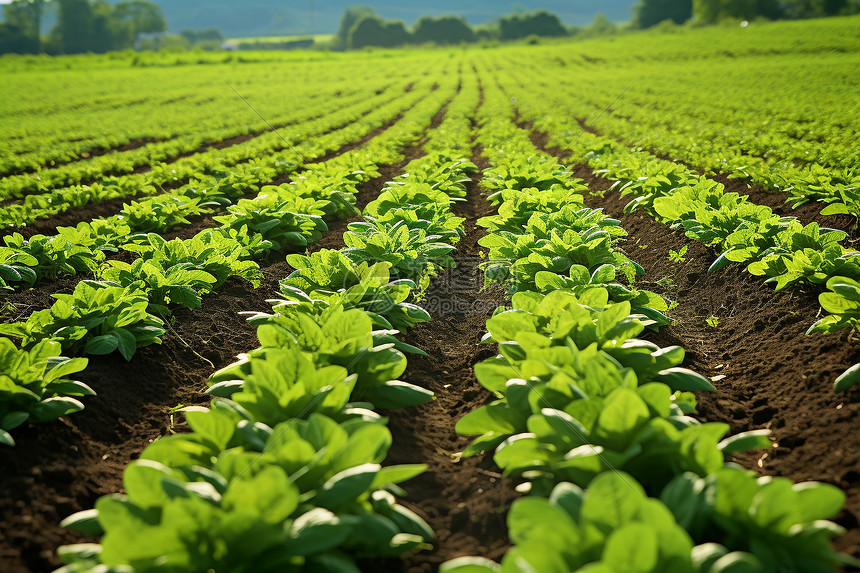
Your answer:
[0,0,224,55]
[335,1,858,50]
[2,0,857,56]
[335,6,569,50]
[633,0,857,28]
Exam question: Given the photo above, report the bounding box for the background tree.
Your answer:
[693,0,722,22]
[382,20,410,47]
[0,21,37,53]
[336,5,376,48]
[633,0,693,27]
[693,0,784,21]
[348,15,409,49]
[90,0,118,53]
[348,15,385,49]
[412,16,475,45]
[53,0,94,53]
[179,28,198,45]
[111,0,166,48]
[3,0,49,52]
[498,10,567,40]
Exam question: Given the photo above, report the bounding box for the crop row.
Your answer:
[0,55,435,178]
[48,94,482,571]
[0,72,443,229]
[481,38,860,216]
[0,76,453,295]
[441,72,857,573]
[491,68,860,389]
[0,79,459,447]
[0,81,375,199]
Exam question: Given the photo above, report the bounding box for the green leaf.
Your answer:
[59,509,104,535]
[708,552,764,573]
[315,463,380,509]
[56,543,103,564]
[820,203,851,216]
[834,363,860,392]
[84,334,118,356]
[1,411,30,431]
[29,396,85,423]
[286,508,351,556]
[581,471,647,531]
[365,381,434,409]
[655,368,715,392]
[371,464,427,489]
[0,429,15,446]
[440,557,501,572]
[602,523,658,573]
[223,466,298,524]
[792,481,846,521]
[718,430,772,455]
[592,389,650,451]
[456,404,519,436]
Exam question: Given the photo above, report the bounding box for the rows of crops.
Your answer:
[1,14,859,573]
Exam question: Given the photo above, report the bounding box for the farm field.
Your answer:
[1,14,860,573]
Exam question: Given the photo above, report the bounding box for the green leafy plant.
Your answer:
[661,467,859,572]
[442,473,709,573]
[0,248,38,290]
[54,218,132,253]
[481,156,583,204]
[122,230,265,288]
[214,304,433,410]
[479,228,640,294]
[278,250,430,332]
[669,245,688,263]
[98,259,218,317]
[0,280,165,361]
[532,263,669,325]
[3,232,105,283]
[359,182,465,245]
[476,188,588,233]
[120,194,208,233]
[392,156,476,199]
[343,220,455,291]
[214,194,328,250]
[0,338,93,446]
[706,316,720,328]
[59,413,433,573]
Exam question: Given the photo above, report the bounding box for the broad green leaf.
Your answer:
[59,509,104,535]
[440,557,502,572]
[718,430,772,455]
[792,481,846,521]
[315,463,380,509]
[371,464,427,489]
[223,465,298,524]
[602,523,658,573]
[834,363,860,392]
[655,368,715,392]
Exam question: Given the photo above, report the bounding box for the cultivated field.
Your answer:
[1,15,859,573]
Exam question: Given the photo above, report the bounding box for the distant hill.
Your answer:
[130,1,637,38]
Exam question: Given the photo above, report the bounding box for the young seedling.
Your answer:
[668,245,687,263]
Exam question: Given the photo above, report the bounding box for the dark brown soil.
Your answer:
[563,116,858,239]
[364,152,519,573]
[0,94,464,570]
[569,162,860,562]
[0,263,278,572]
[7,87,857,572]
